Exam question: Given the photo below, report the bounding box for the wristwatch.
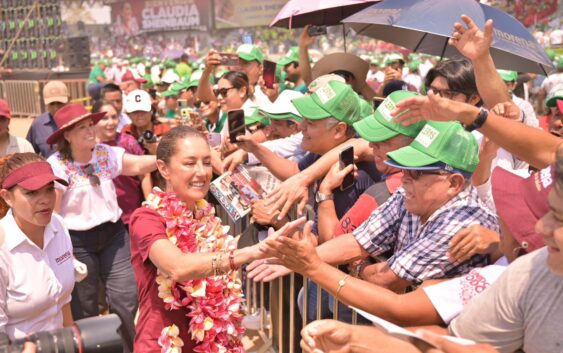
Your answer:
[464,107,489,132]
[315,192,333,203]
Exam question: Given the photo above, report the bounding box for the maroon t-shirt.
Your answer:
[129,207,197,353]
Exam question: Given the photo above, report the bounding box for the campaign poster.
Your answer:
[214,0,286,29]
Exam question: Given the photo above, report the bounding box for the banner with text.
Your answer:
[110,0,211,35]
[215,0,286,29]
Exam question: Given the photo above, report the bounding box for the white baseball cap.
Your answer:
[260,90,304,117]
[125,89,152,113]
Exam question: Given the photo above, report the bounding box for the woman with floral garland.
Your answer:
[129,125,304,353]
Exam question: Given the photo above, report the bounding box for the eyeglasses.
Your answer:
[404,169,452,180]
[83,164,101,187]
[213,87,236,98]
[194,100,210,108]
[428,86,468,100]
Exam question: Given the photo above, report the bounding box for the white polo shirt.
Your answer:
[0,211,75,339]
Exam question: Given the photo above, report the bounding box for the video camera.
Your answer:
[0,314,122,353]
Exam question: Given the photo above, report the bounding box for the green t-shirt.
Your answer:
[88,65,105,85]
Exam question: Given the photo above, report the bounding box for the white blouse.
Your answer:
[0,211,75,339]
[47,144,125,231]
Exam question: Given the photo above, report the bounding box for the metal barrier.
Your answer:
[0,78,90,118]
[1,80,42,117]
[214,204,357,353]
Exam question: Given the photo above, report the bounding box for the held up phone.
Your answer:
[228,109,246,144]
[218,52,240,67]
[339,146,355,191]
[308,25,327,37]
[263,59,276,89]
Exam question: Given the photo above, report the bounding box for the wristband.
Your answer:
[465,107,489,132]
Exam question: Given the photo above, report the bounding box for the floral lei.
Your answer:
[144,188,245,353]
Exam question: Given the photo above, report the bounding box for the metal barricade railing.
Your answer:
[0,78,91,118]
[1,80,42,117]
[213,204,358,353]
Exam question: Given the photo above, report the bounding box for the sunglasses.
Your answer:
[213,87,236,98]
[194,100,210,108]
[404,169,452,180]
[83,164,101,187]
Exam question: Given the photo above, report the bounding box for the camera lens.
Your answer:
[142,130,154,141]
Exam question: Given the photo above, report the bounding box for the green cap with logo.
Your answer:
[278,47,300,67]
[237,44,264,64]
[354,91,427,142]
[245,105,270,126]
[291,81,362,125]
[386,121,479,174]
[497,69,518,82]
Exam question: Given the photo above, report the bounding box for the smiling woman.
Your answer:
[0,153,75,340]
[128,125,307,353]
[45,103,158,352]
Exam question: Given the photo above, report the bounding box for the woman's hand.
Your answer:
[319,161,356,194]
[205,49,221,72]
[247,258,292,282]
[447,225,500,263]
[250,217,307,260]
[264,220,322,275]
[448,15,493,62]
[301,320,354,353]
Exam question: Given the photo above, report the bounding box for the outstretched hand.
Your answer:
[449,15,493,61]
[392,90,462,125]
[265,172,311,219]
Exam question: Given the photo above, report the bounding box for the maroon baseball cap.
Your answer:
[492,166,553,253]
[121,71,147,84]
[2,161,68,191]
[0,99,11,119]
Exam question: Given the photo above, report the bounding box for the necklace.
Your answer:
[144,188,245,353]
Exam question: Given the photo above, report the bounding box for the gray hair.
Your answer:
[325,117,356,138]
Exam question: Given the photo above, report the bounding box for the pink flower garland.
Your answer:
[144,188,245,353]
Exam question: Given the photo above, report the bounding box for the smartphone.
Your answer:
[228,109,246,144]
[263,59,276,89]
[339,146,355,191]
[218,52,240,67]
[308,25,327,37]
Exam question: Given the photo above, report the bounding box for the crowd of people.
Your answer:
[1,10,563,353]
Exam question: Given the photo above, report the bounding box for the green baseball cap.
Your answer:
[386,121,479,174]
[408,60,421,72]
[291,81,362,125]
[354,91,427,142]
[359,98,373,119]
[245,105,270,126]
[237,44,264,64]
[556,56,563,69]
[546,84,563,108]
[498,69,518,82]
[384,53,405,66]
[278,47,300,67]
